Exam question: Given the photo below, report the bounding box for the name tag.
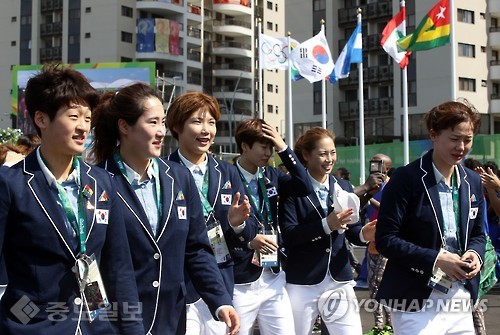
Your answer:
[427,267,452,294]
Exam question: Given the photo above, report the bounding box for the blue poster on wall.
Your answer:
[137,18,155,52]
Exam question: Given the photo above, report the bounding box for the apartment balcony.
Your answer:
[490,27,500,47]
[367,65,393,83]
[339,101,359,120]
[40,47,62,62]
[212,63,252,79]
[213,18,252,37]
[338,67,368,87]
[212,86,253,102]
[491,62,500,80]
[136,47,184,63]
[40,22,62,36]
[41,0,63,12]
[491,95,500,113]
[489,0,500,16]
[338,7,359,26]
[212,41,252,58]
[136,0,185,16]
[213,0,252,16]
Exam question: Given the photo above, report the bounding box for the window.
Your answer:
[121,31,133,43]
[11,41,16,46]
[275,86,278,93]
[458,43,475,57]
[275,106,278,114]
[275,4,278,11]
[459,77,476,92]
[85,7,91,13]
[313,0,326,11]
[481,46,486,53]
[267,104,273,113]
[121,57,133,62]
[275,24,278,32]
[267,21,272,30]
[481,80,487,87]
[69,9,80,20]
[85,57,91,63]
[121,5,133,18]
[267,84,273,92]
[480,13,486,20]
[11,16,16,22]
[267,1,272,10]
[21,15,31,25]
[457,9,474,24]
[85,32,91,38]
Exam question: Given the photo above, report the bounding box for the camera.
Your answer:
[369,159,384,174]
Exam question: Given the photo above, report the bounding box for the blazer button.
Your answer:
[152,280,159,288]
[153,253,160,260]
[325,248,330,253]
[74,297,82,306]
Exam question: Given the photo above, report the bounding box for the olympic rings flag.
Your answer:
[259,34,295,70]
[289,26,335,83]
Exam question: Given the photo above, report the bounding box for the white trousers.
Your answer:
[233,270,295,335]
[391,281,475,335]
[286,276,362,335]
[185,299,227,335]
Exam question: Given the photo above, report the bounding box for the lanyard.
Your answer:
[53,158,88,255]
[451,172,463,253]
[236,166,274,231]
[178,159,214,220]
[113,152,162,223]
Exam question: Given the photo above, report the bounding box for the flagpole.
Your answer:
[287,32,294,149]
[357,9,365,185]
[401,0,409,165]
[450,0,457,100]
[321,20,327,129]
[258,18,263,118]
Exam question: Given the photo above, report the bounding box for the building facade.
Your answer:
[0,0,287,155]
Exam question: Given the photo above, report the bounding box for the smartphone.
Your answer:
[369,159,384,174]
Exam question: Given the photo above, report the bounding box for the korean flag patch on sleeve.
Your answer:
[96,209,109,224]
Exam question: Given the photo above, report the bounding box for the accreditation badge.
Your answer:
[427,267,452,294]
[207,220,231,264]
[73,254,110,322]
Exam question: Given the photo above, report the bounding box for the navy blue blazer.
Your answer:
[0,152,143,335]
[375,150,486,311]
[231,147,313,284]
[168,150,254,302]
[102,157,232,335]
[280,175,365,285]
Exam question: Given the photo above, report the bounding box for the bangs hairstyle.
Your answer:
[166,91,220,140]
[294,127,335,166]
[24,63,99,136]
[91,82,163,164]
[234,118,273,154]
[424,99,481,135]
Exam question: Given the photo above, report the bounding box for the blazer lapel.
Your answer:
[80,160,97,247]
[207,155,222,209]
[24,153,77,258]
[420,151,445,237]
[156,159,174,241]
[458,165,471,251]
